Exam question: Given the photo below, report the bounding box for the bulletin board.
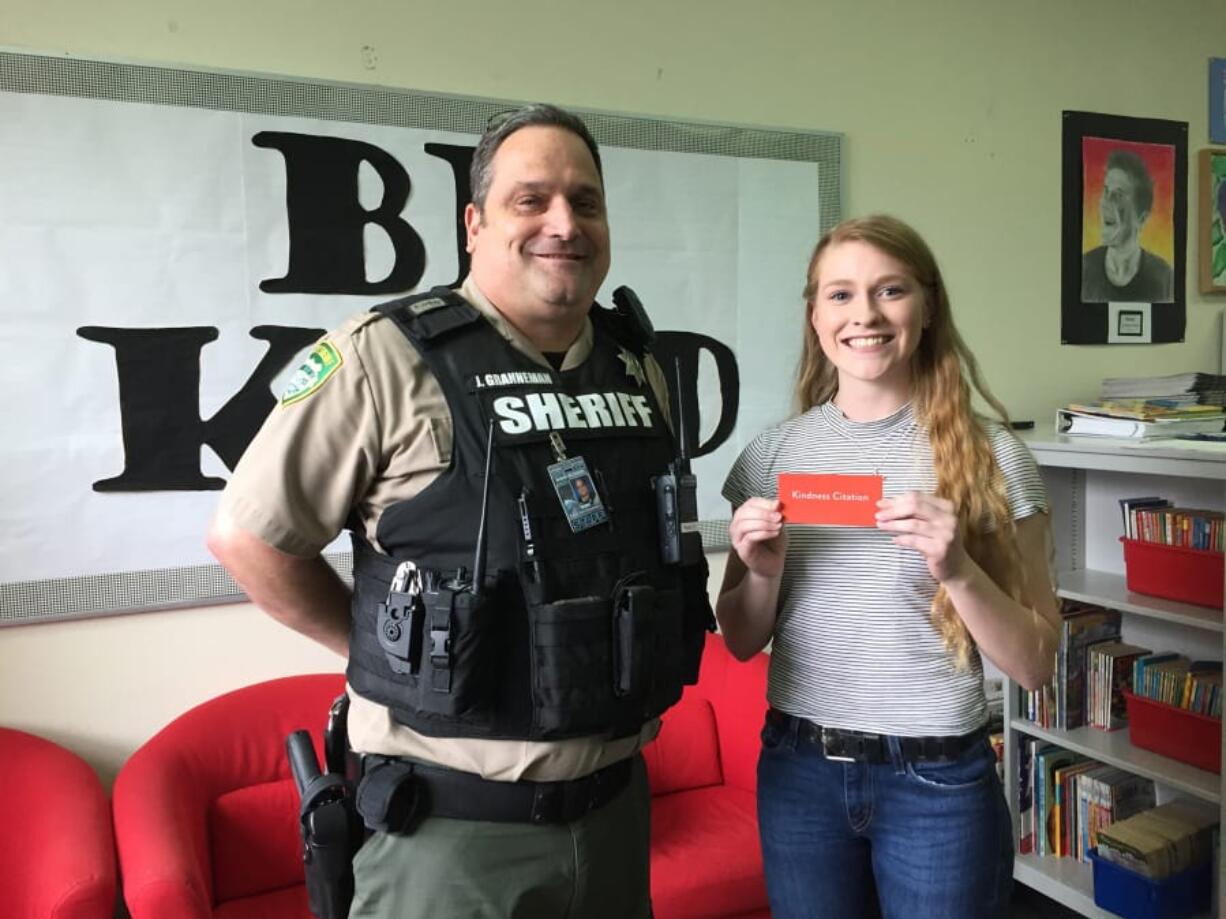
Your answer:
[0,50,842,624]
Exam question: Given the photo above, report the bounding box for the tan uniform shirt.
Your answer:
[220,277,668,781]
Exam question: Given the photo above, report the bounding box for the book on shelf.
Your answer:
[1018,750,1158,864]
[1130,505,1224,550]
[1023,602,1120,730]
[1036,747,1080,857]
[1075,765,1113,862]
[1133,653,1186,702]
[1056,406,1226,439]
[1180,662,1223,717]
[1058,606,1122,730]
[1088,641,1150,730]
[1018,737,1041,854]
[1023,675,1055,727]
[1118,495,1171,540]
[1053,758,1098,858]
[1132,654,1223,716]
[1076,767,1157,863]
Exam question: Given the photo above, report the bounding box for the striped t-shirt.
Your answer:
[722,400,1048,736]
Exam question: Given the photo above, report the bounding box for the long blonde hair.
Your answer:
[797,214,1027,666]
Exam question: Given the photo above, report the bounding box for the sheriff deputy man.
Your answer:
[208,102,712,919]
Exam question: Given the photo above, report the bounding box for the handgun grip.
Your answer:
[287,729,322,797]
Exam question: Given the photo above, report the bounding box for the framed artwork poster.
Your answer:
[1061,111,1188,345]
[1200,148,1226,293]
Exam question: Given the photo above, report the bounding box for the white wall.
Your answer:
[2,0,1223,784]
[1,603,342,787]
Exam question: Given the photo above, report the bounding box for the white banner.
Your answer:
[0,69,831,608]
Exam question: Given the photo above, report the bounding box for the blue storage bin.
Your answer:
[1088,848,1212,919]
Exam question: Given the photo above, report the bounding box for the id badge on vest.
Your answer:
[546,433,608,533]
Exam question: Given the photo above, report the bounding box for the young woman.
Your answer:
[717,215,1060,918]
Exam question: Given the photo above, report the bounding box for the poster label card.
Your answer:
[777,473,883,527]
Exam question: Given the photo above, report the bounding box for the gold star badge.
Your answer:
[618,348,646,387]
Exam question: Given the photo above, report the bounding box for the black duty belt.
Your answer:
[766,708,986,764]
[356,753,634,833]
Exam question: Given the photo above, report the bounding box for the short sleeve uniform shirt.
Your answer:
[219,277,667,780]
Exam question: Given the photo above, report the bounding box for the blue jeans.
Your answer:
[757,713,1013,919]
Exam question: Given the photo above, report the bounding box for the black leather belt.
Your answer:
[356,754,634,832]
[766,708,985,764]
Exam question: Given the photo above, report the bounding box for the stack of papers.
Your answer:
[1099,372,1226,406]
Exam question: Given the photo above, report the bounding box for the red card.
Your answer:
[777,473,883,527]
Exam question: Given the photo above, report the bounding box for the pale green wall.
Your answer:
[5,0,1224,425]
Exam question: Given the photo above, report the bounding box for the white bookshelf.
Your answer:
[1014,853,1114,918]
[1005,434,1225,916]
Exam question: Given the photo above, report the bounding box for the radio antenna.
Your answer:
[673,357,689,462]
[470,419,496,598]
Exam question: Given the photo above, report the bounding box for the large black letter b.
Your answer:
[256,132,426,295]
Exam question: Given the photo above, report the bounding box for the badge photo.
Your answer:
[548,456,609,533]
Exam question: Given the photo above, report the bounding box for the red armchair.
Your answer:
[0,727,117,919]
[644,632,771,919]
[111,673,345,919]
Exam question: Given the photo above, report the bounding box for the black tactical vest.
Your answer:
[346,288,712,741]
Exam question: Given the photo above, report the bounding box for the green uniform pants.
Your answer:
[348,757,651,919]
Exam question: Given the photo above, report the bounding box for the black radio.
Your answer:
[654,357,702,566]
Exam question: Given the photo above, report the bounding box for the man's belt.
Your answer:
[356,754,634,833]
[766,708,986,764]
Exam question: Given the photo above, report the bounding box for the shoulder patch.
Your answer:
[281,340,344,406]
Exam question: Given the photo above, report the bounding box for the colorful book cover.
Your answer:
[1088,641,1150,729]
[1052,758,1094,857]
[1038,748,1078,857]
[1018,738,1038,854]
[1060,608,1121,730]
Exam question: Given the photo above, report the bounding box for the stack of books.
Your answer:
[1023,602,1121,729]
[1074,766,1156,863]
[1056,401,1226,439]
[1133,654,1223,718]
[1058,605,1121,730]
[1018,742,1156,862]
[1087,641,1151,730]
[1100,371,1226,407]
[1095,798,1219,879]
[1119,495,1224,551]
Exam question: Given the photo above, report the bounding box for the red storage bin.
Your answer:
[1120,538,1224,610]
[1124,690,1221,774]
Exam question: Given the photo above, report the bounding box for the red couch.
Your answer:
[1,727,118,919]
[113,635,770,918]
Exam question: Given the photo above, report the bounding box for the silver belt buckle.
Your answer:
[821,727,856,762]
